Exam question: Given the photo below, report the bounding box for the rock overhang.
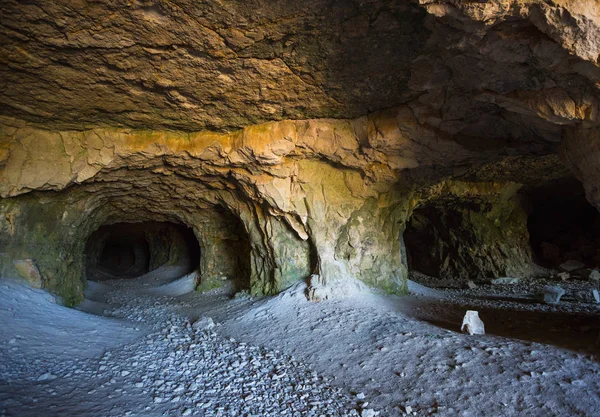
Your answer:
[1,0,600,303]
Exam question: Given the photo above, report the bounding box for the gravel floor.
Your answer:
[0,270,367,417]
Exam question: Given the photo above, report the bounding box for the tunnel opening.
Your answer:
[85,221,201,281]
[404,192,532,283]
[404,200,477,281]
[98,232,151,278]
[524,178,600,270]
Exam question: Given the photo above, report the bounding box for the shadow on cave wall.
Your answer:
[522,178,600,270]
[403,196,532,283]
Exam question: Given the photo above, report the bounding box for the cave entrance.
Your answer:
[85,221,201,281]
[404,194,532,283]
[404,201,468,281]
[98,232,151,278]
[524,178,600,270]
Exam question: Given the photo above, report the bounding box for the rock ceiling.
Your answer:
[1,0,600,302]
[1,0,598,135]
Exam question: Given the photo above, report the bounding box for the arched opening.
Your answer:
[98,233,150,278]
[404,192,532,283]
[524,178,600,270]
[85,221,201,281]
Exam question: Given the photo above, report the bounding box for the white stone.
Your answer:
[192,316,215,331]
[491,277,520,285]
[461,310,485,335]
[537,285,565,304]
[37,372,57,381]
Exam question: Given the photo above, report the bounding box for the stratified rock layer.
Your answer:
[1,0,600,302]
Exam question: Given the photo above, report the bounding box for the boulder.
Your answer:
[536,285,566,304]
[13,259,43,289]
[559,260,585,272]
[461,310,485,335]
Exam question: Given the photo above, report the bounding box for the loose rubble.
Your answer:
[0,273,364,416]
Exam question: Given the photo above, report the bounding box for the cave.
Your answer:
[85,222,201,281]
[525,178,600,270]
[1,1,600,416]
[403,186,532,284]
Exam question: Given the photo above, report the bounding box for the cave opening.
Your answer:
[98,232,151,278]
[85,221,201,281]
[404,200,471,281]
[404,193,532,283]
[524,178,600,270]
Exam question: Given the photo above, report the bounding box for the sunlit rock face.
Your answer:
[0,0,599,303]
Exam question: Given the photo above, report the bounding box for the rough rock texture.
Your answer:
[405,182,533,282]
[1,0,600,302]
[12,259,43,289]
[1,0,599,135]
[0,0,428,131]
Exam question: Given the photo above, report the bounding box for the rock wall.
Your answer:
[0,110,574,303]
[405,182,533,282]
[0,0,599,303]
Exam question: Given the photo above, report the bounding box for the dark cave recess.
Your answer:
[85,221,200,281]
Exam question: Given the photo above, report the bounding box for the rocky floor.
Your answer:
[0,270,363,417]
[1,268,600,416]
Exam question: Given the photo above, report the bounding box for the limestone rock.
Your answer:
[191,316,215,332]
[574,289,600,304]
[0,0,599,305]
[588,270,600,282]
[557,272,571,281]
[536,285,566,304]
[461,311,485,335]
[13,259,43,289]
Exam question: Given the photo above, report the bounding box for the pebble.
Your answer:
[19,274,362,417]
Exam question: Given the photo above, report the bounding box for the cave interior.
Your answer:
[1,0,600,416]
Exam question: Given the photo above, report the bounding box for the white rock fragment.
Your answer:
[536,285,565,304]
[491,277,520,285]
[37,372,57,381]
[192,316,215,331]
[588,270,600,282]
[361,409,379,417]
[461,310,485,335]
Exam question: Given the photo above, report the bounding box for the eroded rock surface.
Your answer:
[0,0,599,302]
